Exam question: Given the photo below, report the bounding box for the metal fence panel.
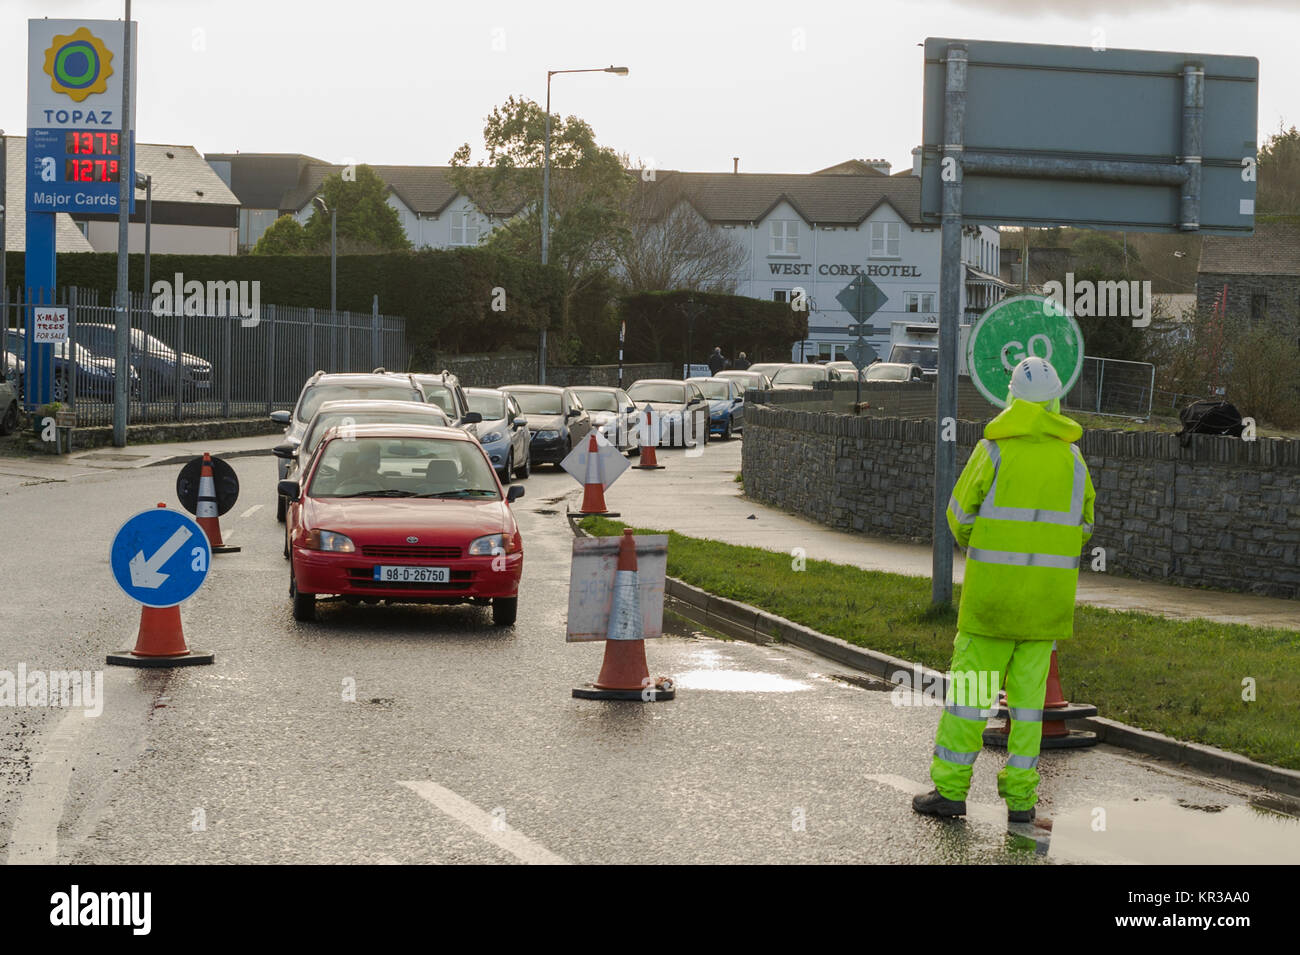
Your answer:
[1063,356,1155,419]
[2,286,410,426]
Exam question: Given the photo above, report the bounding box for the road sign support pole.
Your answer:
[113,0,134,447]
[933,43,966,608]
[23,217,55,411]
[1179,64,1204,231]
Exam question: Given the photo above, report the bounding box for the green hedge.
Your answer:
[618,290,808,365]
[4,249,563,363]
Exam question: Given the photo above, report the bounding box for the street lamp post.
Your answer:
[135,172,152,403]
[313,195,337,368]
[539,64,628,384]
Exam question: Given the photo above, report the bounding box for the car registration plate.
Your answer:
[373,565,450,583]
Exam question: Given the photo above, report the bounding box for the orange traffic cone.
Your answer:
[107,504,215,668]
[196,452,240,553]
[573,529,674,702]
[983,646,1097,749]
[633,407,664,470]
[574,433,616,517]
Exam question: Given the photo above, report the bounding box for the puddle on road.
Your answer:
[664,637,812,693]
[671,669,811,693]
[1049,797,1300,864]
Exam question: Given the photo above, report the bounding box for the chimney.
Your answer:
[866,158,891,175]
[911,147,922,177]
[733,157,739,174]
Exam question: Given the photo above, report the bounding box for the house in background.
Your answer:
[206,153,327,251]
[1197,220,1300,330]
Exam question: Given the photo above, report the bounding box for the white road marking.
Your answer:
[398,781,569,865]
[240,504,263,519]
[7,706,97,864]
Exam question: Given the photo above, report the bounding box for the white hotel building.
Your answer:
[211,153,1006,361]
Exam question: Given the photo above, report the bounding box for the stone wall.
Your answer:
[423,353,671,389]
[546,363,673,388]
[1197,271,1300,328]
[742,404,1300,599]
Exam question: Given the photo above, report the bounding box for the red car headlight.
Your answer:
[468,533,519,556]
[302,529,355,553]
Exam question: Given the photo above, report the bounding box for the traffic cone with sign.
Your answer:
[573,529,674,701]
[982,647,1097,750]
[633,407,664,470]
[107,504,215,668]
[197,452,240,553]
[574,433,618,517]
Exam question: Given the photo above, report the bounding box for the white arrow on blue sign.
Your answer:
[110,507,212,608]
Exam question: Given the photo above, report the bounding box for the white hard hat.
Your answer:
[1009,356,1063,403]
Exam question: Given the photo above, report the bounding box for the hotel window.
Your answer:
[773,289,792,304]
[870,221,900,258]
[905,292,935,314]
[769,220,799,255]
[451,211,479,246]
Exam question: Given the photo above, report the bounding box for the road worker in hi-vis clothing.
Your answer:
[913,355,1095,823]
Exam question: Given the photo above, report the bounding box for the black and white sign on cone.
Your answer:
[177,452,241,553]
[570,529,673,701]
[562,431,629,517]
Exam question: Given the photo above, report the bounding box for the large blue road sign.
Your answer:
[110,507,211,608]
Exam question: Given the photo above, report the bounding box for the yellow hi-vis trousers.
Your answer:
[929,633,1054,812]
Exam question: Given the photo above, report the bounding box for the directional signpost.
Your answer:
[108,504,213,667]
[836,274,888,406]
[920,37,1257,606]
[966,295,1084,408]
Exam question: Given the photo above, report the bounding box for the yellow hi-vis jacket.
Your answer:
[947,398,1096,641]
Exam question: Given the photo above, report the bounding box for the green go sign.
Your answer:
[966,294,1085,408]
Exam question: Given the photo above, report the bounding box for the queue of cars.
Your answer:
[269,364,791,627]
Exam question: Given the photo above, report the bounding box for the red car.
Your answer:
[279,423,524,625]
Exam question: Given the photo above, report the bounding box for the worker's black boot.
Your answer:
[912,789,967,817]
[1007,806,1036,823]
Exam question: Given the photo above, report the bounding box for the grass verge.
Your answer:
[582,515,1300,771]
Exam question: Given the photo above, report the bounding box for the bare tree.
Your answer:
[618,173,746,293]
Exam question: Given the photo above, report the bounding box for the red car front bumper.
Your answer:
[292,548,522,601]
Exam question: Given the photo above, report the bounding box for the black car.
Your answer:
[77,324,213,399]
[3,329,137,402]
[500,385,593,466]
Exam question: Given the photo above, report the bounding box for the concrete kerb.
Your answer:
[663,576,1300,800]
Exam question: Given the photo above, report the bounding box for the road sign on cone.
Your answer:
[562,431,629,517]
[633,407,664,470]
[178,453,241,553]
[569,529,673,701]
[107,503,214,668]
[983,646,1098,749]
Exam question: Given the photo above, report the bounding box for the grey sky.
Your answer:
[3,0,1294,175]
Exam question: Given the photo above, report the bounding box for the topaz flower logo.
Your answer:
[43,27,114,103]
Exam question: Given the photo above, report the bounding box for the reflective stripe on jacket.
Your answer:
[946,398,1096,641]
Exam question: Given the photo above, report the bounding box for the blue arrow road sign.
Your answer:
[110,507,212,608]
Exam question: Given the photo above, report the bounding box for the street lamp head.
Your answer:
[605,66,629,75]
[313,195,329,214]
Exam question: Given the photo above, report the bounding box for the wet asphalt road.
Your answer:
[2,446,1299,865]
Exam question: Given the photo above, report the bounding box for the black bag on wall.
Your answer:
[1177,399,1245,447]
